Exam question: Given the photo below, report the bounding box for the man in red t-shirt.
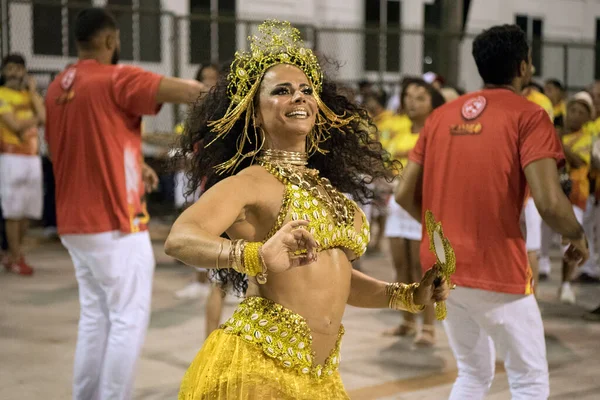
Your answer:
[45,8,204,400]
[396,25,588,399]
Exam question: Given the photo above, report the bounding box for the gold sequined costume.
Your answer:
[179,297,348,400]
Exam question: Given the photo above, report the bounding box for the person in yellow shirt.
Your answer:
[523,82,554,120]
[560,92,595,304]
[383,79,445,346]
[579,81,600,284]
[544,79,566,130]
[363,90,410,151]
[0,54,45,276]
[362,90,409,255]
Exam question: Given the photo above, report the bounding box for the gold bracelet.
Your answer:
[257,246,268,285]
[385,282,425,313]
[228,239,243,272]
[236,240,246,273]
[216,240,224,269]
[242,242,263,277]
[228,239,236,270]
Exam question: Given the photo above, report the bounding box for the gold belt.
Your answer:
[221,296,344,379]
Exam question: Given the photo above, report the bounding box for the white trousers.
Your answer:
[444,287,549,400]
[61,231,155,400]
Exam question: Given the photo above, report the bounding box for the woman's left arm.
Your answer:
[347,268,449,310]
[346,269,389,308]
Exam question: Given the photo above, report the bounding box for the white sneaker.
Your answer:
[174,282,209,300]
[559,282,576,305]
[538,256,552,276]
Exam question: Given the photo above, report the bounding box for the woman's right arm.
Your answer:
[164,175,253,268]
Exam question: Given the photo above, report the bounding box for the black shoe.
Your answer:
[539,273,549,281]
[583,306,600,321]
[574,273,600,284]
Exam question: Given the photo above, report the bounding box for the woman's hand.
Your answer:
[413,265,451,306]
[260,220,318,273]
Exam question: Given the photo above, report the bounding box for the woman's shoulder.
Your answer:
[234,164,280,187]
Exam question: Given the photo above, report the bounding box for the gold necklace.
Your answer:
[257,149,308,166]
[259,160,354,226]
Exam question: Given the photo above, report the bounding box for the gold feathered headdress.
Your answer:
[206,19,356,174]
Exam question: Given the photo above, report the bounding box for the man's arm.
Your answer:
[0,111,38,136]
[30,93,45,125]
[113,67,205,116]
[525,158,583,239]
[27,76,46,125]
[155,77,205,105]
[394,161,424,222]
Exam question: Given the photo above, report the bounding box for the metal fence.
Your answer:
[4,0,600,133]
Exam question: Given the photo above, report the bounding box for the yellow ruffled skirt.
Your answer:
[178,297,349,400]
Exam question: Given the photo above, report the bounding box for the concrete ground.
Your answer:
[1,222,600,400]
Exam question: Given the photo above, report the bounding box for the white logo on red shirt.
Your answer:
[61,68,76,91]
[462,96,487,120]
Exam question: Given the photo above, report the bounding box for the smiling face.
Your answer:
[255,64,317,150]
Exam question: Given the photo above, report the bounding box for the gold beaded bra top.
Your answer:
[258,150,370,259]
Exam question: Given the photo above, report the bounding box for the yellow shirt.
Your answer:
[385,122,417,166]
[584,117,600,137]
[563,130,592,210]
[0,87,38,155]
[373,111,411,151]
[553,101,566,127]
[526,91,554,121]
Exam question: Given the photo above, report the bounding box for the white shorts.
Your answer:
[523,198,542,252]
[384,196,422,240]
[0,153,43,219]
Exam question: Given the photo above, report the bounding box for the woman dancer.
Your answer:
[166,20,450,399]
[384,79,445,346]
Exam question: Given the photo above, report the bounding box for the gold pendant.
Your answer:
[256,273,268,285]
[425,210,456,321]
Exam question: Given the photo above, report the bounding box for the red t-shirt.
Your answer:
[409,88,564,294]
[45,60,163,235]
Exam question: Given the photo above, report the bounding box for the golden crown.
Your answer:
[207,19,355,175]
[227,20,323,103]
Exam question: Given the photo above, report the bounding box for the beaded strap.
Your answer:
[385,282,425,314]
